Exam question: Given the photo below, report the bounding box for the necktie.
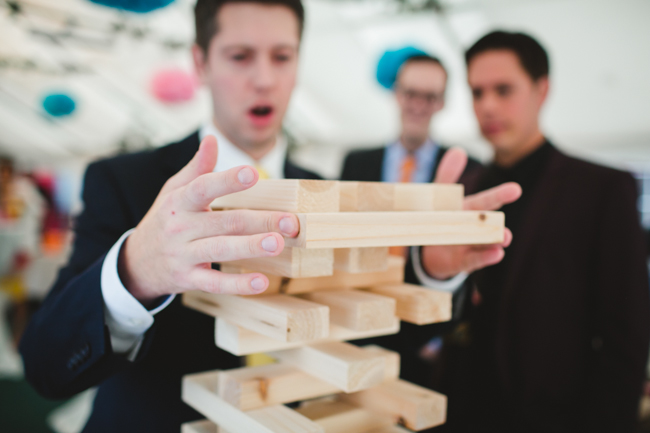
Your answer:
[255,165,270,180]
[391,153,417,257]
[399,153,416,183]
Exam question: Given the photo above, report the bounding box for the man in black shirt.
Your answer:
[439,31,650,433]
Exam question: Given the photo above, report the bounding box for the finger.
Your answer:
[461,246,505,273]
[502,227,513,248]
[189,232,284,263]
[191,269,270,295]
[434,147,468,184]
[463,182,522,211]
[190,210,300,240]
[178,165,259,212]
[162,135,219,194]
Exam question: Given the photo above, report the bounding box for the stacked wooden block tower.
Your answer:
[179,179,505,433]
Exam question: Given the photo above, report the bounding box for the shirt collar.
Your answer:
[199,123,288,180]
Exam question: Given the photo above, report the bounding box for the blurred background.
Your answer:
[1,0,649,431]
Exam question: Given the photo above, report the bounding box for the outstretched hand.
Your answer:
[421,148,521,280]
[118,135,300,305]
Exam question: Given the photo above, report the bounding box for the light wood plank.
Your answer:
[300,290,396,331]
[393,183,463,211]
[183,292,329,342]
[221,256,405,295]
[296,400,394,433]
[210,179,339,212]
[215,317,400,356]
[182,420,218,433]
[340,379,447,430]
[339,182,394,212]
[182,371,323,433]
[364,283,452,325]
[218,364,340,410]
[361,345,400,382]
[269,342,388,393]
[228,247,334,278]
[334,247,389,274]
[284,211,505,249]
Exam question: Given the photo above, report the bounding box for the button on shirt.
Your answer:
[100,125,288,359]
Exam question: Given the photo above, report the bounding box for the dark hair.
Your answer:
[402,54,447,77]
[465,31,549,81]
[195,0,305,53]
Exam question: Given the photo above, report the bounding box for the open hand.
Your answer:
[118,135,300,304]
[421,148,521,279]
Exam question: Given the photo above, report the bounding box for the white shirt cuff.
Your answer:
[411,246,468,292]
[101,229,175,360]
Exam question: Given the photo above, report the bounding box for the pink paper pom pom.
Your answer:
[151,69,197,103]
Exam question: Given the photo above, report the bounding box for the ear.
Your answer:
[535,76,550,107]
[191,44,209,85]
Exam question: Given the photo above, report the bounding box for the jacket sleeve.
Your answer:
[19,160,151,399]
[587,171,650,432]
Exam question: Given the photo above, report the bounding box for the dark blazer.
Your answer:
[340,145,481,184]
[19,132,320,433]
[443,145,650,432]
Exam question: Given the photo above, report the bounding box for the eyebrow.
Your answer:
[221,44,298,51]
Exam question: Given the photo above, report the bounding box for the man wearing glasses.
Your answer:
[341,47,479,184]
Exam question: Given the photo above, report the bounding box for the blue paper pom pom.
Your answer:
[42,93,76,117]
[376,46,429,90]
[88,0,175,13]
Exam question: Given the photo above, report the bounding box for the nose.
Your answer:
[475,91,498,116]
[252,56,275,91]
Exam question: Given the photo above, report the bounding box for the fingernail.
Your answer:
[261,235,278,252]
[279,217,296,235]
[238,167,255,185]
[251,277,266,292]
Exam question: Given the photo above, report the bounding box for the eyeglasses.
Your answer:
[397,86,444,105]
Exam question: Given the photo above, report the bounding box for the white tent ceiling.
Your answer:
[1,0,649,177]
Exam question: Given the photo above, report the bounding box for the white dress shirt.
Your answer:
[101,125,287,358]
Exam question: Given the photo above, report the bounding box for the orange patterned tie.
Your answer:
[390,153,417,257]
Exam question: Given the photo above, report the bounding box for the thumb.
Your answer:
[434,147,467,184]
[163,135,218,193]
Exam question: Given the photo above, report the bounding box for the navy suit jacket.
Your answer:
[19,132,320,432]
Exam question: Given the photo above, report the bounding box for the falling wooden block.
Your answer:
[221,256,405,295]
[215,317,400,356]
[182,371,324,433]
[210,179,339,212]
[339,182,394,212]
[334,247,389,273]
[364,284,452,325]
[339,379,447,431]
[300,290,396,331]
[183,292,329,342]
[284,211,505,249]
[296,399,394,433]
[181,420,218,433]
[269,342,389,393]
[393,183,464,211]
[228,247,334,278]
[218,364,340,411]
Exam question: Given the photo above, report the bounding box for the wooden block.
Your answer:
[364,284,452,325]
[221,256,405,295]
[182,371,324,433]
[339,182,394,212]
[218,364,340,411]
[216,317,400,356]
[210,179,339,212]
[300,290,396,331]
[334,247,389,274]
[296,400,394,433]
[284,211,505,249]
[393,183,463,211]
[228,247,334,278]
[183,292,329,342]
[269,342,387,393]
[361,345,400,382]
[339,379,447,430]
[182,420,218,433]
